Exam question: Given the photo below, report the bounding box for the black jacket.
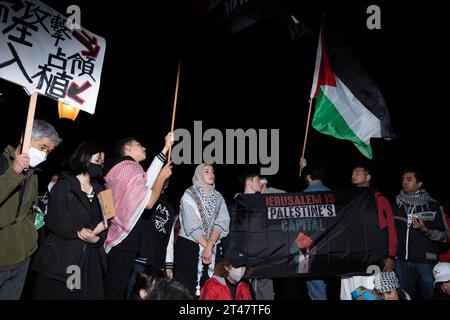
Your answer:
[31,173,107,282]
[394,194,447,264]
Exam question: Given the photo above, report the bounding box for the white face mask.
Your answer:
[228,266,246,283]
[47,181,56,192]
[28,146,47,168]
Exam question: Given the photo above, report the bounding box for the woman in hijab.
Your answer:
[174,164,230,297]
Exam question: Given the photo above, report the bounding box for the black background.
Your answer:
[1,0,448,208]
[1,0,449,311]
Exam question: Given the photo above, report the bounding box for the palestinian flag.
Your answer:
[309,24,396,158]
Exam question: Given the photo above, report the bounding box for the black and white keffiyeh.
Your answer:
[374,271,400,293]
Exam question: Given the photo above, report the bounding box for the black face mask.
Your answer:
[87,163,103,179]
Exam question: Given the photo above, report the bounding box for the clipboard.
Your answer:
[98,189,115,225]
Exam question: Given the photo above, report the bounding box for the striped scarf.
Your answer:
[396,189,434,207]
[187,185,222,239]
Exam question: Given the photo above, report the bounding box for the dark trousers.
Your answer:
[105,249,137,300]
[31,273,80,300]
[174,237,204,297]
[395,258,435,300]
[126,261,146,299]
[0,258,30,300]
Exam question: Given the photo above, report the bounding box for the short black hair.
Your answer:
[114,137,136,157]
[69,141,105,176]
[402,168,424,184]
[238,168,260,190]
[353,163,372,176]
[303,162,326,181]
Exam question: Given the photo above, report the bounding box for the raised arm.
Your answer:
[145,162,172,209]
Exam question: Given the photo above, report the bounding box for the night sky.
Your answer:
[1,0,448,207]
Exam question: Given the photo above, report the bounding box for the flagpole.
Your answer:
[299,97,314,176]
[168,58,181,163]
[22,92,38,153]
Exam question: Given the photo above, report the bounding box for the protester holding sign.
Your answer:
[230,189,386,280]
[30,141,107,299]
[0,119,61,300]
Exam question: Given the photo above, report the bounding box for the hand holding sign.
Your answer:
[12,151,30,173]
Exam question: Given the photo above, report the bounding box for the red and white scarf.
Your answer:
[104,156,164,253]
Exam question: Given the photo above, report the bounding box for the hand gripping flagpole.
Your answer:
[168,59,181,163]
[299,97,314,177]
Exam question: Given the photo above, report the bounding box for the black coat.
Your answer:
[31,173,107,283]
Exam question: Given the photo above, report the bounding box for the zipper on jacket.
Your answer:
[405,227,410,260]
[405,205,416,260]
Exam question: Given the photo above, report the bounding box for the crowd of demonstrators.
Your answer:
[0,120,62,300]
[174,164,230,297]
[2,122,450,301]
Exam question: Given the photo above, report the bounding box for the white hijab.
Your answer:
[192,163,215,197]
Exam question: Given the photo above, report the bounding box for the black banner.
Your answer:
[229,188,386,278]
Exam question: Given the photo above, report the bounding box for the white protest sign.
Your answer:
[0,0,106,114]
